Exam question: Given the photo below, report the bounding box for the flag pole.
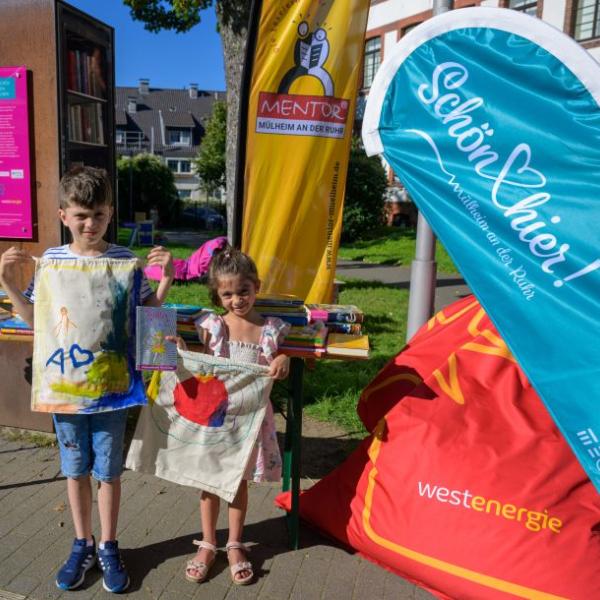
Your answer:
[405,0,453,340]
[231,0,263,249]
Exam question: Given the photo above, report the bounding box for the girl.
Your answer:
[170,246,290,586]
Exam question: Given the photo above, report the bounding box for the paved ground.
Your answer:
[0,428,435,600]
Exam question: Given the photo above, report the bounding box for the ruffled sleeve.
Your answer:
[194,312,227,357]
[260,317,291,363]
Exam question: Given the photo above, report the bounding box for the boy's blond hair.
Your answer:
[59,166,113,209]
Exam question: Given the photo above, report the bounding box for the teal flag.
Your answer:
[363,8,600,491]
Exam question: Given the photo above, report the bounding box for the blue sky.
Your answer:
[67,0,225,91]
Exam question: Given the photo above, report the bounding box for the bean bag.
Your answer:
[144,236,227,282]
[277,295,600,599]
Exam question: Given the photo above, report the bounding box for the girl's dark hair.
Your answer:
[208,246,260,306]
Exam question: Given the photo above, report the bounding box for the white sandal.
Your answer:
[225,541,253,585]
[185,540,217,583]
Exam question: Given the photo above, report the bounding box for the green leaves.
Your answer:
[123,0,209,33]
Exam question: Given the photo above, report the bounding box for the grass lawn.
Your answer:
[338,226,458,274]
[128,233,412,435]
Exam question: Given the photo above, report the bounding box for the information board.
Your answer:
[0,66,33,240]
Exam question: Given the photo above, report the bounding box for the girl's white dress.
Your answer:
[195,313,290,482]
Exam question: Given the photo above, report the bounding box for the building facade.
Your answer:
[115,79,225,202]
[361,0,600,224]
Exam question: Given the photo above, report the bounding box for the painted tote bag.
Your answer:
[31,257,146,414]
[126,350,273,502]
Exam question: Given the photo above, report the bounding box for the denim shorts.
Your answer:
[53,409,128,482]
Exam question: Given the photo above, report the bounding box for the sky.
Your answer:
[67,0,226,92]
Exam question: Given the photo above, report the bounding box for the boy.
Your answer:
[0,166,173,593]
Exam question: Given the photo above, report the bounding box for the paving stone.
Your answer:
[0,426,422,600]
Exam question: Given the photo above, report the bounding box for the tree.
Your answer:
[123,1,251,239]
[341,138,387,243]
[117,153,180,225]
[194,100,226,198]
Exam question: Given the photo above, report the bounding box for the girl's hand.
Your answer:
[0,247,33,286]
[165,335,187,351]
[146,246,174,279]
[268,354,290,380]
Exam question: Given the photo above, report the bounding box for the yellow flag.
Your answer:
[242,0,371,302]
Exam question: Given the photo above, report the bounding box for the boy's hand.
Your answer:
[165,335,187,351]
[268,354,290,380]
[146,246,173,279]
[0,247,33,286]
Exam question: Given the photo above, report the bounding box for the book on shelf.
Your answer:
[326,333,369,358]
[135,306,178,371]
[67,48,106,98]
[68,102,105,145]
[306,303,364,324]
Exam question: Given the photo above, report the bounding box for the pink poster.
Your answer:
[0,66,33,240]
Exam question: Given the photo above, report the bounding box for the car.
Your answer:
[181,206,226,230]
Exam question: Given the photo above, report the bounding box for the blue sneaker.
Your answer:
[55,537,96,590]
[97,541,130,593]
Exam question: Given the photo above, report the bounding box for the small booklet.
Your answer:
[135,306,178,371]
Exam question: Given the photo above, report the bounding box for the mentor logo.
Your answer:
[256,21,350,139]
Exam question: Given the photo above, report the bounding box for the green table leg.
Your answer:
[282,356,304,549]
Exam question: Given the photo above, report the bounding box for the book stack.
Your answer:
[162,303,212,343]
[255,294,308,326]
[306,303,369,358]
[0,313,33,341]
[280,321,328,357]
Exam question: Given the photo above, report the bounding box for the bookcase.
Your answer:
[0,0,116,431]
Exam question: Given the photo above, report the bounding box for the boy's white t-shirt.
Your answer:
[24,243,153,303]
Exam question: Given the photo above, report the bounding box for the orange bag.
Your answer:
[277,296,600,599]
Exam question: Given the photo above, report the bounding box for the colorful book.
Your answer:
[326,333,370,358]
[0,314,33,333]
[283,321,328,348]
[326,322,362,335]
[135,307,178,371]
[306,303,364,324]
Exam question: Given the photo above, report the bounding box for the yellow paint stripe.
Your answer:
[362,423,568,600]
[462,342,516,362]
[361,373,422,403]
[432,353,464,405]
[427,300,479,330]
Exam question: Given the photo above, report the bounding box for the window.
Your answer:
[507,0,538,14]
[363,37,381,89]
[574,0,600,41]
[116,129,124,144]
[167,127,191,146]
[178,189,192,199]
[167,158,193,174]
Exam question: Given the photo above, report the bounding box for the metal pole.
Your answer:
[405,0,453,341]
